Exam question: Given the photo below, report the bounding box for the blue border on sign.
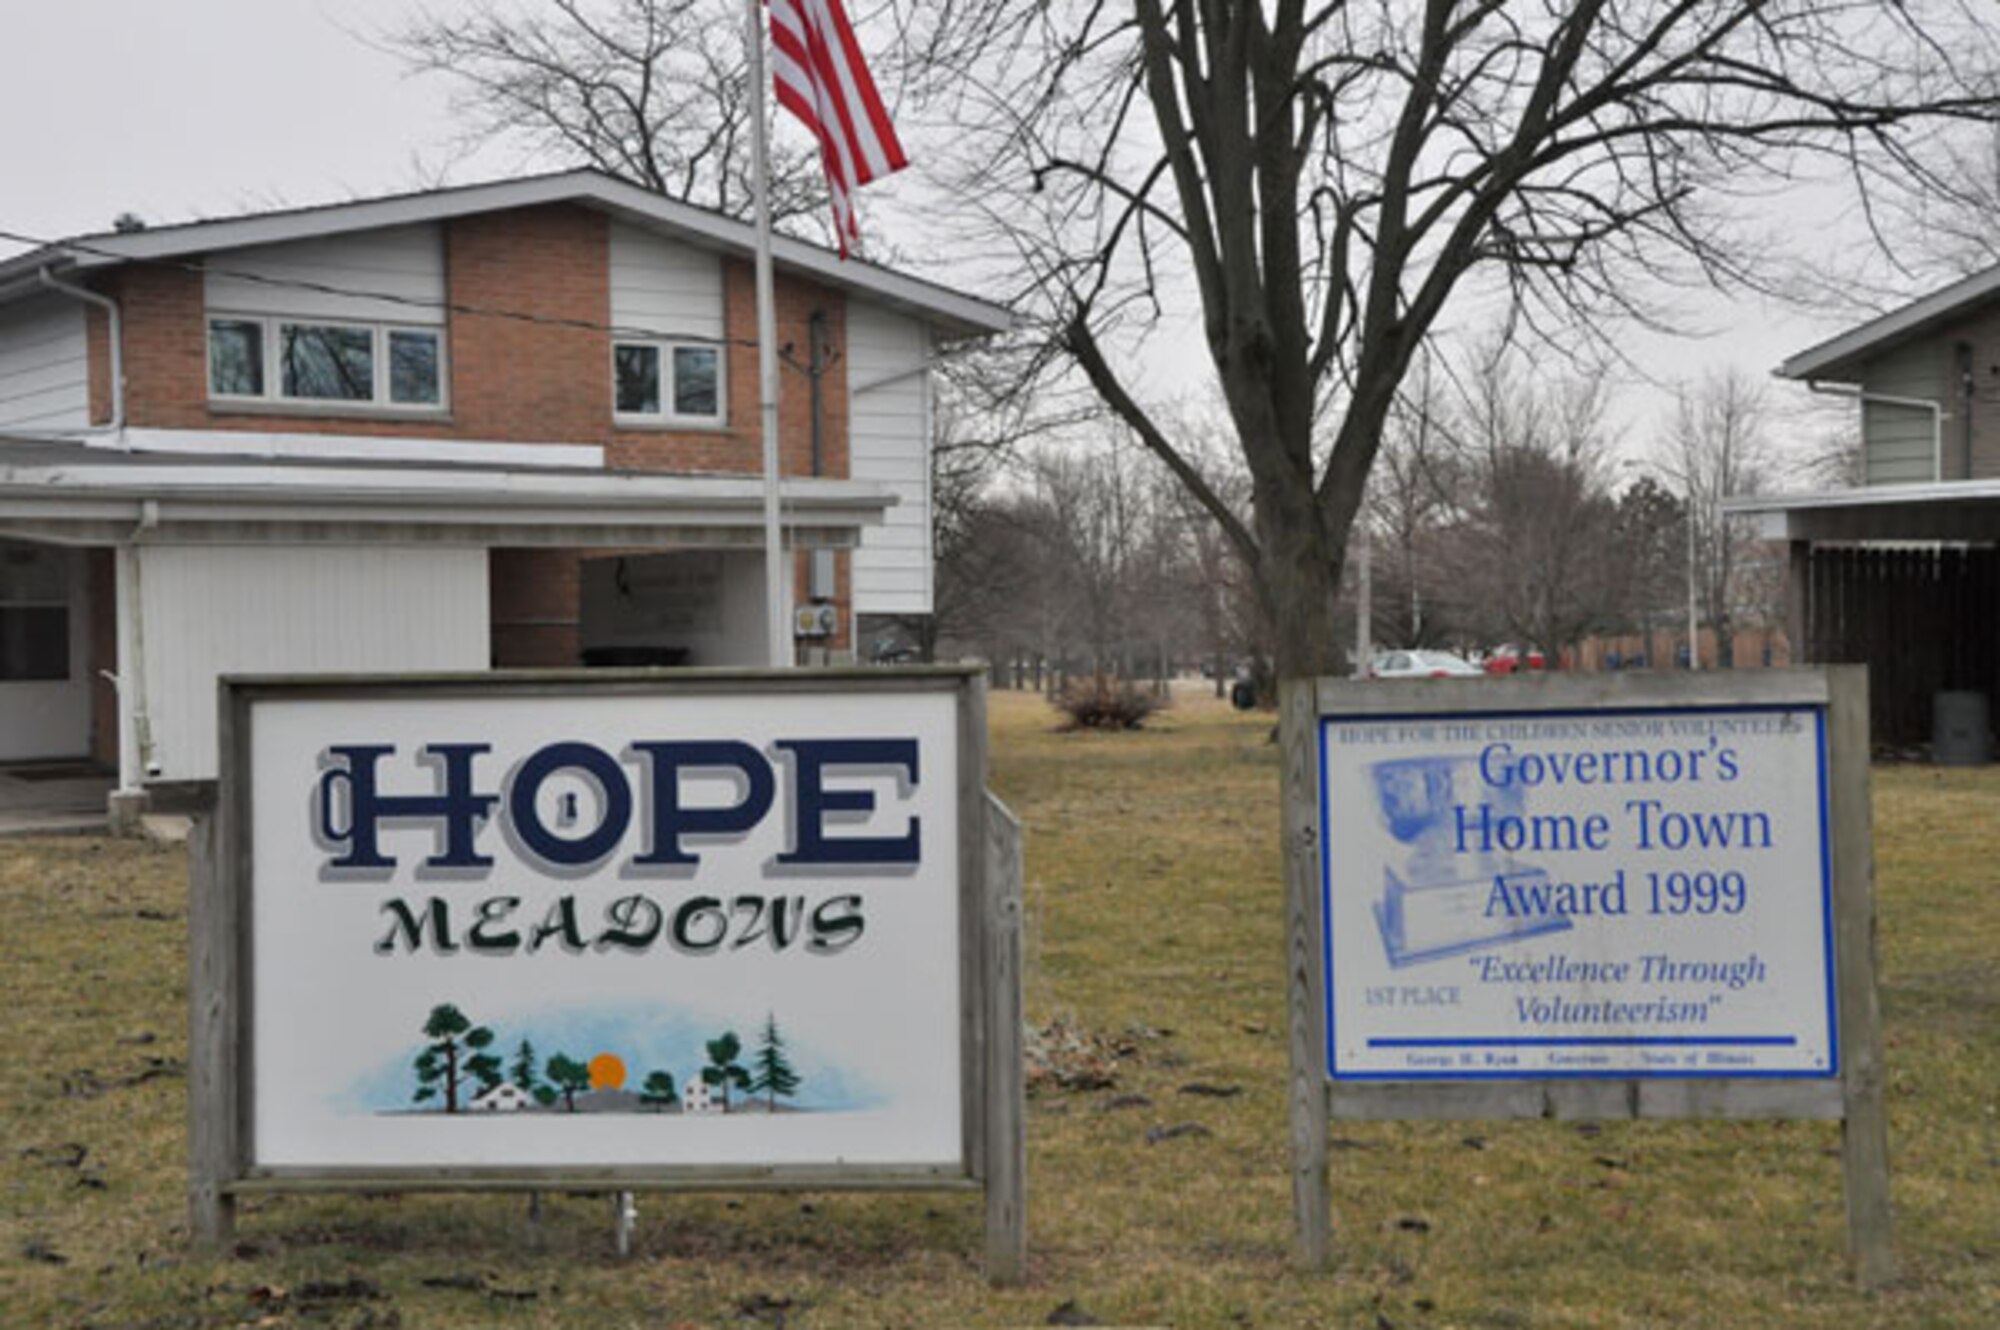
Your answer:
[1368,1036,1798,1048]
[1816,709,1842,1079]
[1319,702,1841,1082]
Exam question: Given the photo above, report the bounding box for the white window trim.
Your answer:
[611,339,727,428]
[206,313,450,413]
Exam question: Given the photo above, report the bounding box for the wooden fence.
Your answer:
[1805,546,2000,749]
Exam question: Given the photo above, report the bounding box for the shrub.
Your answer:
[1053,676,1165,731]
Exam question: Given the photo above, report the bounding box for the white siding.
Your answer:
[0,294,89,430]
[846,301,932,615]
[1861,343,1945,485]
[136,544,486,781]
[609,221,725,340]
[204,224,446,325]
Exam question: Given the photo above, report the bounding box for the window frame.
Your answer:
[610,338,726,428]
[206,314,450,413]
[0,544,71,684]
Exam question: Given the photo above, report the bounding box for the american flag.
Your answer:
[770,0,908,257]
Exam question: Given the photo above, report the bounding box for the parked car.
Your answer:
[1369,649,1483,680]
[1483,645,1547,674]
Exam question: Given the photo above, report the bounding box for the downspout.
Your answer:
[37,267,125,439]
[1806,380,1943,482]
[807,308,828,477]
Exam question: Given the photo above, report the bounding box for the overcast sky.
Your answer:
[0,0,1875,473]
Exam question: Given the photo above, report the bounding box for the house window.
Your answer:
[208,316,446,410]
[613,341,724,425]
[0,544,68,682]
[281,324,374,401]
[208,319,264,396]
[388,329,442,405]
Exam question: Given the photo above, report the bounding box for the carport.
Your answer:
[0,438,892,821]
[1729,480,2000,750]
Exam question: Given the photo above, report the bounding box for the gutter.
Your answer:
[1806,380,1943,482]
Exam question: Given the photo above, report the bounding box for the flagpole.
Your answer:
[747,0,789,668]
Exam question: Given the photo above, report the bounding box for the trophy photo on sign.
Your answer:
[1368,756,1570,967]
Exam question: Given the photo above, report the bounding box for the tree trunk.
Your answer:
[1253,489,1350,684]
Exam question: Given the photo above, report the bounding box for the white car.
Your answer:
[1368,649,1483,679]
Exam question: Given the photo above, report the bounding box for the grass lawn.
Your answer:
[4,687,1996,1327]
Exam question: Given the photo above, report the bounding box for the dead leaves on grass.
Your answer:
[21,1239,67,1264]
[58,1055,184,1099]
[19,1139,106,1189]
[1143,1122,1213,1145]
[1026,1018,1163,1094]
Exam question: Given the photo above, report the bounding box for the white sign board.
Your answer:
[242,683,963,1170]
[1320,702,1835,1080]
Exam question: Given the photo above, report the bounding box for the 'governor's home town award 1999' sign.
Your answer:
[1279,668,1890,1286]
[1320,699,1834,1080]
[190,668,1024,1280]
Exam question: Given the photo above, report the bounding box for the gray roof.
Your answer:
[0,168,1012,339]
[1725,477,2000,542]
[1779,264,2000,383]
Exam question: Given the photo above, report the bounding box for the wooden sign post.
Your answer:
[189,667,1025,1284]
[1282,667,1891,1287]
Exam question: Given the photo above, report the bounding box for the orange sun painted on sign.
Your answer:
[588,1052,627,1091]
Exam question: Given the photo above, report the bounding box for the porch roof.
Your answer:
[1724,478,2000,543]
[0,438,893,549]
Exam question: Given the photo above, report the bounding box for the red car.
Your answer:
[1483,646,1547,675]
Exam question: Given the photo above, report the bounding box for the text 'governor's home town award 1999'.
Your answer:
[1280,668,1889,1286]
[1322,701,1832,1080]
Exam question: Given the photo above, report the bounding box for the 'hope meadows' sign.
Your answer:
[238,675,972,1174]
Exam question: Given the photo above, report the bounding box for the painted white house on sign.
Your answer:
[0,170,1010,809]
[472,1084,533,1113]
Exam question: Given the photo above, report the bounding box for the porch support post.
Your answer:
[109,541,150,833]
[1787,540,1811,667]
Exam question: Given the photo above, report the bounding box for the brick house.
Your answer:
[0,170,1009,804]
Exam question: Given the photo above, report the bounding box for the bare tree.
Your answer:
[1887,124,2000,281]
[1028,435,1168,679]
[1433,342,1624,661]
[1656,368,1780,666]
[1365,353,1456,650]
[394,0,827,224]
[1611,473,1690,661]
[894,0,2000,684]
[1164,437,1271,696]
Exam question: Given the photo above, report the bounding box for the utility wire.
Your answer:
[0,224,773,353]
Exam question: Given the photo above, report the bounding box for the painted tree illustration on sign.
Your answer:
[750,1012,801,1110]
[545,1053,592,1112]
[640,1070,678,1112]
[509,1039,539,1092]
[412,1003,499,1114]
[702,1032,752,1112]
